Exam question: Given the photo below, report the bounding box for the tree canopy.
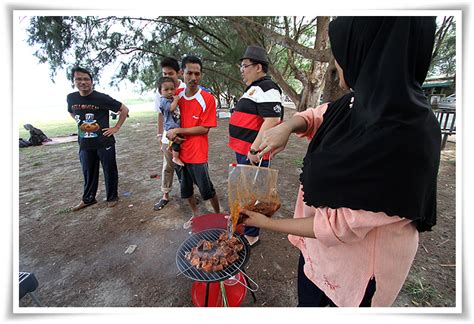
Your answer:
[24,15,456,111]
[428,16,456,78]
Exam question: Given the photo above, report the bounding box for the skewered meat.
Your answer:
[190,256,201,267]
[212,264,224,272]
[226,253,239,264]
[201,261,213,272]
[203,241,213,251]
[219,257,229,267]
[185,233,244,272]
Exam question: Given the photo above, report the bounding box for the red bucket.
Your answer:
[191,271,247,307]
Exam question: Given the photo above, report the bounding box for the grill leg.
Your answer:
[28,292,43,307]
[441,134,448,150]
[204,282,210,307]
[242,270,257,303]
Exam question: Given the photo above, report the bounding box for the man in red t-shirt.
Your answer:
[166,55,220,228]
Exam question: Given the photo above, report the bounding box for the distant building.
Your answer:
[422,75,455,96]
[422,75,455,106]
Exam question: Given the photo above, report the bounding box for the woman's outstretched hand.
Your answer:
[258,122,292,159]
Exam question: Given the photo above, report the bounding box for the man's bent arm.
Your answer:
[114,105,129,129]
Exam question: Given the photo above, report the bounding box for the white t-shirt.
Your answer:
[155,80,186,144]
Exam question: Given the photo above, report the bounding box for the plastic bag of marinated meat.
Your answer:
[227,164,281,232]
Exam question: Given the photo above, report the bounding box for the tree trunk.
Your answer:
[230,17,332,112]
[212,84,222,108]
[297,61,328,111]
[296,17,330,111]
[322,56,349,103]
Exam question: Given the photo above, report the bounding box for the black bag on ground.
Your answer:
[19,138,31,148]
[24,124,51,146]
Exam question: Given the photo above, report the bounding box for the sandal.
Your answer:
[249,239,261,248]
[183,218,193,229]
[245,235,261,248]
[153,199,169,211]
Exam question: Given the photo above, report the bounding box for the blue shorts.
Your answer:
[175,163,216,200]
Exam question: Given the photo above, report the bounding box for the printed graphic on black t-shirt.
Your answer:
[67,91,122,149]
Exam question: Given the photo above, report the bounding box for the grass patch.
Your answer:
[126,110,156,123]
[55,207,73,215]
[401,278,437,306]
[28,196,41,204]
[18,111,156,139]
[294,158,304,168]
[19,121,77,139]
[19,148,52,161]
[123,98,154,105]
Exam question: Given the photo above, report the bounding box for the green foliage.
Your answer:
[25,15,456,109]
[25,16,251,99]
[26,16,75,79]
[428,17,456,77]
[25,16,324,100]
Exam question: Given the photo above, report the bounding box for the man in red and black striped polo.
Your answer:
[228,45,284,246]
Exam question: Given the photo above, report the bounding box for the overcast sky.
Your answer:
[13,15,155,124]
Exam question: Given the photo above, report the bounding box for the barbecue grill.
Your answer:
[176,228,250,282]
[176,228,258,306]
[19,272,43,306]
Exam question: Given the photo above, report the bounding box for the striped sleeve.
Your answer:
[254,80,283,118]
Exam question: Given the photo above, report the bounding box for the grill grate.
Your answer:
[19,272,29,283]
[176,228,250,282]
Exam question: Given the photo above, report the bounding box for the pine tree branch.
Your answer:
[227,16,331,62]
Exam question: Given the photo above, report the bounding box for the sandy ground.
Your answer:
[18,110,456,308]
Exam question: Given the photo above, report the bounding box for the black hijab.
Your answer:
[300,17,441,232]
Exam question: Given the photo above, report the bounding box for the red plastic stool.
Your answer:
[191,272,247,307]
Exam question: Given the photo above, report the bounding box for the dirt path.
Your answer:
[18,110,456,307]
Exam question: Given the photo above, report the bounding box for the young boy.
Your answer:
[157,76,184,166]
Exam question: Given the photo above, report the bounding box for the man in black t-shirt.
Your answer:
[67,67,129,211]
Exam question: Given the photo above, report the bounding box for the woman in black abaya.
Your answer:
[240,17,441,307]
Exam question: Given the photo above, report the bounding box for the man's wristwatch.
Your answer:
[249,148,259,155]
